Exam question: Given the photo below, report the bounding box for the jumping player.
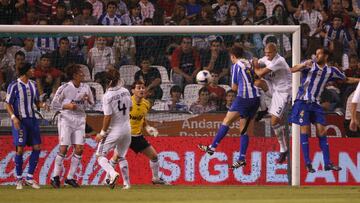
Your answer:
[198,45,260,169]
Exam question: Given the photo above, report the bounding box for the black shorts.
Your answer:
[130,135,151,153]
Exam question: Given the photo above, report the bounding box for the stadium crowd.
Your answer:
[0,0,359,129]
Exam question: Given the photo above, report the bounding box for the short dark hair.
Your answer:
[59,37,69,44]
[15,51,25,58]
[332,14,343,21]
[0,38,6,47]
[105,68,120,88]
[40,53,52,59]
[107,1,118,8]
[229,45,244,58]
[198,86,209,96]
[131,80,145,90]
[170,85,182,95]
[226,89,236,96]
[65,64,82,80]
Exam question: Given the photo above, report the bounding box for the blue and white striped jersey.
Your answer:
[5,79,39,119]
[231,59,260,98]
[296,63,346,103]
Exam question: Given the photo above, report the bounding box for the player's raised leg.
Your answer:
[198,111,240,155]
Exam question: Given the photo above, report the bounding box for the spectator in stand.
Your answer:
[116,0,129,16]
[74,2,98,25]
[0,39,15,91]
[207,71,226,107]
[139,0,155,21]
[20,6,38,25]
[34,53,61,101]
[237,0,254,20]
[186,0,201,23]
[171,36,201,89]
[189,86,218,114]
[327,0,352,29]
[134,57,163,102]
[166,85,188,111]
[200,37,230,84]
[49,2,67,25]
[51,37,79,73]
[98,1,124,25]
[345,55,360,78]
[222,2,242,25]
[113,35,136,66]
[194,5,215,25]
[158,0,175,21]
[212,0,228,24]
[294,0,323,38]
[170,4,187,25]
[87,36,115,79]
[284,0,300,14]
[260,0,283,18]
[12,0,28,24]
[253,3,267,24]
[19,38,41,67]
[87,0,104,20]
[35,0,58,19]
[219,89,236,111]
[10,51,26,80]
[128,4,142,25]
[0,0,15,24]
[271,4,294,25]
[323,15,355,69]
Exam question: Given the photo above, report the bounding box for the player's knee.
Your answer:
[74,146,84,155]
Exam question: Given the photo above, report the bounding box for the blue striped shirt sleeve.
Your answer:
[5,82,16,104]
[231,64,238,85]
[330,67,346,81]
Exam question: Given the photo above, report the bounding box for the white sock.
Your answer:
[106,159,117,180]
[150,159,159,180]
[67,154,81,180]
[273,124,287,152]
[53,154,64,178]
[119,159,130,186]
[97,156,116,177]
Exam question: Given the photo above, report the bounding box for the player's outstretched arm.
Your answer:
[291,60,312,73]
[344,77,360,84]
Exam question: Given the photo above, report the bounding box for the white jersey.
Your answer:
[259,54,292,93]
[345,91,360,119]
[51,81,94,118]
[351,82,360,104]
[102,86,132,129]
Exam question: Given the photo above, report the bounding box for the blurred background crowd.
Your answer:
[0,0,359,124]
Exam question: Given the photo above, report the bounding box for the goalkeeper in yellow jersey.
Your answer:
[107,80,170,186]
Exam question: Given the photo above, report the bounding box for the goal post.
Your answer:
[0,25,301,186]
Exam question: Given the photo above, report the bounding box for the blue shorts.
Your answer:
[12,118,41,146]
[290,100,326,126]
[229,96,260,118]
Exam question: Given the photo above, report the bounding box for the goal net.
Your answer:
[0,25,301,185]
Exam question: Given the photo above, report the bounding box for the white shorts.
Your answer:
[58,114,86,145]
[264,80,291,118]
[96,128,131,158]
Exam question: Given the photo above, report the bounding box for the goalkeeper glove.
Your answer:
[145,125,159,137]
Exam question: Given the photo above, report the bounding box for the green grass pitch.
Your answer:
[0,185,360,203]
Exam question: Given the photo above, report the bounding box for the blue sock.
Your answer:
[15,154,23,178]
[300,133,311,165]
[27,150,40,176]
[239,134,249,161]
[210,125,230,148]
[318,136,330,166]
